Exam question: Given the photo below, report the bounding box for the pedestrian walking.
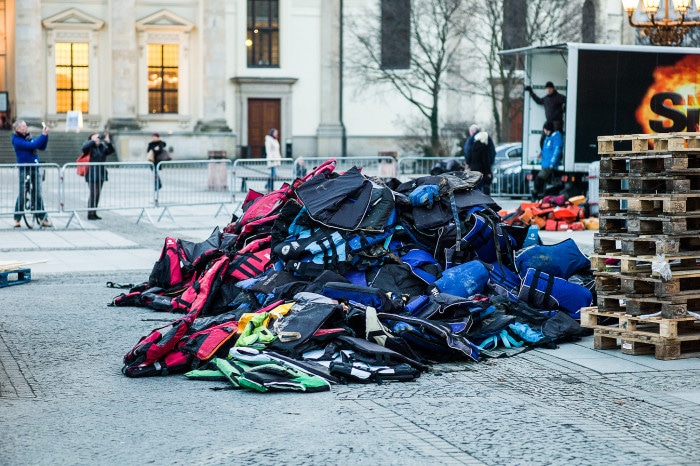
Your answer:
[265,128,282,192]
[147,132,169,191]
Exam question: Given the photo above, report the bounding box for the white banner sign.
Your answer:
[65,111,83,132]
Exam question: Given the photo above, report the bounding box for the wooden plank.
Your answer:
[581,308,700,339]
[598,214,700,235]
[595,292,700,317]
[594,272,700,298]
[589,252,698,275]
[593,330,700,360]
[597,132,700,155]
[0,260,47,272]
[593,233,700,256]
[599,173,700,195]
[598,193,700,217]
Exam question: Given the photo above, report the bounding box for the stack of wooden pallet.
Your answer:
[581,132,700,360]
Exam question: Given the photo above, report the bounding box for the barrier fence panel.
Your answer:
[155,159,235,209]
[232,158,295,193]
[491,170,530,197]
[296,156,397,179]
[62,161,157,217]
[491,174,505,196]
[396,157,444,182]
[0,163,61,218]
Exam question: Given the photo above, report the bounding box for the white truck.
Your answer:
[502,42,700,198]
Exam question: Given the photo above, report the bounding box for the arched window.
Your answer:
[582,0,596,43]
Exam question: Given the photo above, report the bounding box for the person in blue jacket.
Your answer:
[532,120,563,201]
[12,120,50,228]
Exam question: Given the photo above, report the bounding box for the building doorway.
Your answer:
[247,98,280,158]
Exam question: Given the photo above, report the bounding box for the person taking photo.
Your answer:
[81,132,115,220]
[12,120,50,228]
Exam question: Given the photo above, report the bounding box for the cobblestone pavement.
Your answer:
[1,204,700,465]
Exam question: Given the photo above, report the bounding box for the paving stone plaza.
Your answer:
[1,204,699,465]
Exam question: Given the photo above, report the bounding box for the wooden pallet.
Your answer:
[595,270,700,298]
[596,293,700,317]
[599,174,700,195]
[590,253,700,274]
[0,268,31,288]
[599,152,700,176]
[598,193,700,216]
[598,132,700,155]
[594,233,700,256]
[598,213,700,235]
[581,307,700,336]
[594,330,700,360]
[581,307,700,360]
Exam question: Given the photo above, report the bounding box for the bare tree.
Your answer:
[346,0,471,156]
[461,0,583,142]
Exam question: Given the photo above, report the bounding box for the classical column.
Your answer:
[316,0,344,158]
[107,0,140,130]
[195,0,231,132]
[15,0,44,124]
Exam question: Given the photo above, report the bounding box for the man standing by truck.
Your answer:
[525,81,566,148]
[532,121,563,201]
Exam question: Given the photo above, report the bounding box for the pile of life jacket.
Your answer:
[112,159,595,393]
[500,194,599,231]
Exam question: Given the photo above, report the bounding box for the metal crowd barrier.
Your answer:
[0,163,61,221]
[296,156,397,180]
[232,158,295,193]
[396,157,444,181]
[2,155,541,229]
[154,159,235,221]
[61,161,159,226]
[3,160,239,228]
[490,170,530,197]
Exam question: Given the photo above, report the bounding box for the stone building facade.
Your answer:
[1,1,632,161]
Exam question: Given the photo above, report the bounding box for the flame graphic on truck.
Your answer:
[636,55,700,134]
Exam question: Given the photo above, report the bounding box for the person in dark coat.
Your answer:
[468,131,494,195]
[147,132,169,191]
[147,132,168,163]
[464,124,496,170]
[81,132,115,220]
[525,81,566,148]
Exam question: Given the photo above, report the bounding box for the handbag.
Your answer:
[76,152,90,176]
[157,151,172,162]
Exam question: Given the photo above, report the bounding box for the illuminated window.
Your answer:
[247,0,279,67]
[55,43,89,113]
[148,44,179,114]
